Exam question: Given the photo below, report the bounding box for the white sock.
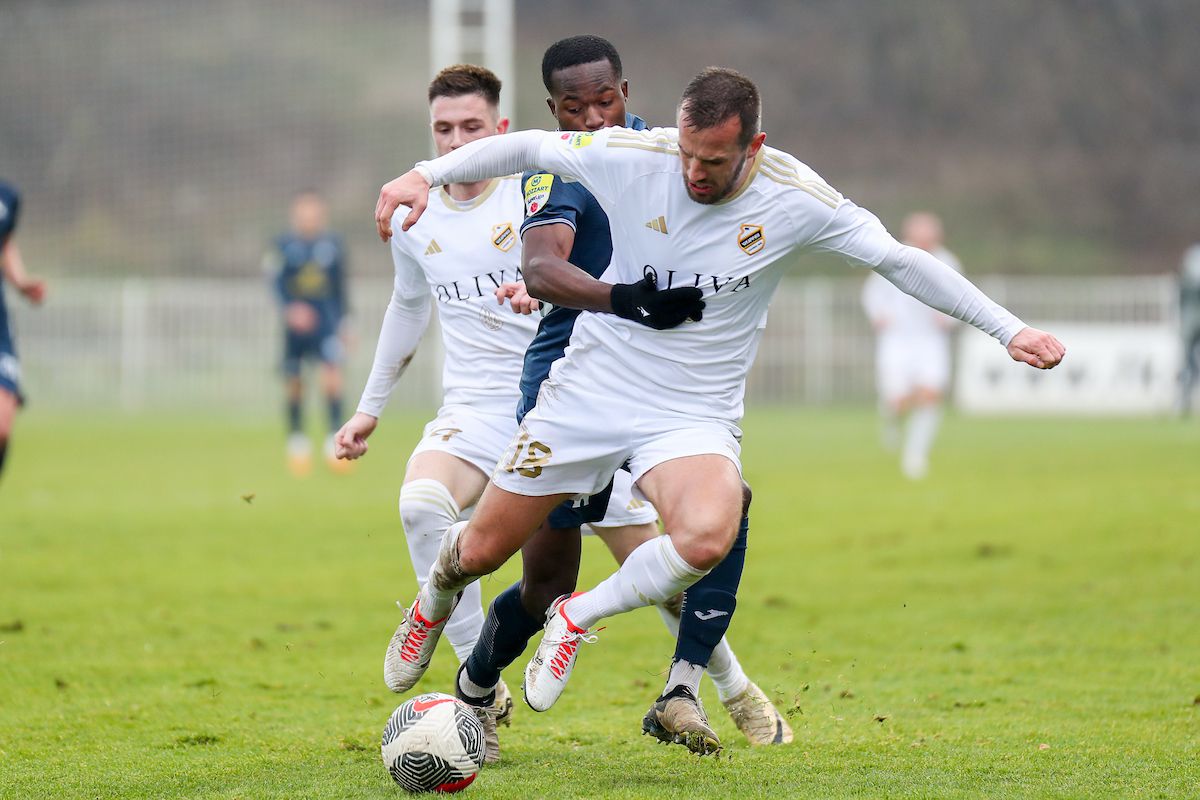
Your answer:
[656,604,681,638]
[400,482,479,640]
[457,664,495,701]
[655,605,748,702]
[902,405,942,479]
[663,659,703,697]
[566,536,708,630]
[706,639,750,702]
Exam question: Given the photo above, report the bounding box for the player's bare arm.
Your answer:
[520,223,614,312]
[1,240,46,305]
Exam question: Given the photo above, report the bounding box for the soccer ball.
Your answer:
[381,692,486,793]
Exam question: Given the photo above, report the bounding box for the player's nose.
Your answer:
[584,106,605,131]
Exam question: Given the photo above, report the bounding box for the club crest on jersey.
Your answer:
[738,224,765,256]
[524,173,554,216]
[492,222,516,252]
[478,304,504,331]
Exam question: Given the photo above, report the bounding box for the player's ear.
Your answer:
[545,97,556,117]
[620,79,629,100]
[748,131,767,157]
[496,117,511,134]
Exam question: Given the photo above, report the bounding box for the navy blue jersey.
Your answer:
[270,232,347,330]
[0,182,21,350]
[516,114,646,411]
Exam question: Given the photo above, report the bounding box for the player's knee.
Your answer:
[518,573,575,619]
[677,526,736,571]
[398,480,458,541]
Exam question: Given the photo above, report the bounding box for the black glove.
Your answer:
[610,276,705,330]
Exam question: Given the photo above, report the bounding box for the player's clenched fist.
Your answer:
[1007,327,1067,370]
[334,412,378,460]
[611,276,705,330]
[376,170,433,242]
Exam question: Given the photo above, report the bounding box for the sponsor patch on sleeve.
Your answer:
[524,173,554,216]
[557,131,595,149]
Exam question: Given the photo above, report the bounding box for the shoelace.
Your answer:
[545,629,600,679]
[398,606,431,664]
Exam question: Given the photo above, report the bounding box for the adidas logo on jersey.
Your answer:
[644,216,668,234]
[425,240,442,256]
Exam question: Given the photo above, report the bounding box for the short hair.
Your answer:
[541,35,622,92]
[427,64,502,106]
[678,67,761,148]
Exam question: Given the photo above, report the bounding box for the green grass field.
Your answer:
[2,409,1197,799]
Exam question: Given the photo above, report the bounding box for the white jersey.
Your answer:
[496,128,894,421]
[862,247,961,341]
[417,127,1025,423]
[389,177,539,411]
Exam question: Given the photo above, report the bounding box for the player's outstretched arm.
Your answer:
[377,131,555,241]
[874,242,1065,369]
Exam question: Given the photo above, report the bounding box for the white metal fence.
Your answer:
[7,275,1178,413]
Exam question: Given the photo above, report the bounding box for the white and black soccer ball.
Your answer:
[381,692,486,793]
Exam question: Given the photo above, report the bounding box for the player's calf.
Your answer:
[453,486,572,578]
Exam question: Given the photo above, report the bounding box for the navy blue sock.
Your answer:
[0,440,7,478]
[327,395,343,433]
[464,581,544,689]
[673,513,748,666]
[287,399,302,434]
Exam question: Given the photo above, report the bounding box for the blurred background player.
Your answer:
[0,180,47,484]
[454,36,790,751]
[266,190,349,475]
[1179,243,1200,416]
[862,212,960,479]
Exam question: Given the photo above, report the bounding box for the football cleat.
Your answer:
[493,678,514,727]
[383,596,458,693]
[286,433,312,477]
[722,681,793,746]
[642,685,722,755]
[468,702,502,765]
[523,594,598,712]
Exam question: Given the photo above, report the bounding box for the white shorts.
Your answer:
[409,403,518,478]
[491,360,743,500]
[876,335,951,403]
[586,469,659,532]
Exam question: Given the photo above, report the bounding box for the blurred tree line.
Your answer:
[0,0,1195,278]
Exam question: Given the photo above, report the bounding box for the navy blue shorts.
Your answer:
[518,388,616,529]
[283,327,342,377]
